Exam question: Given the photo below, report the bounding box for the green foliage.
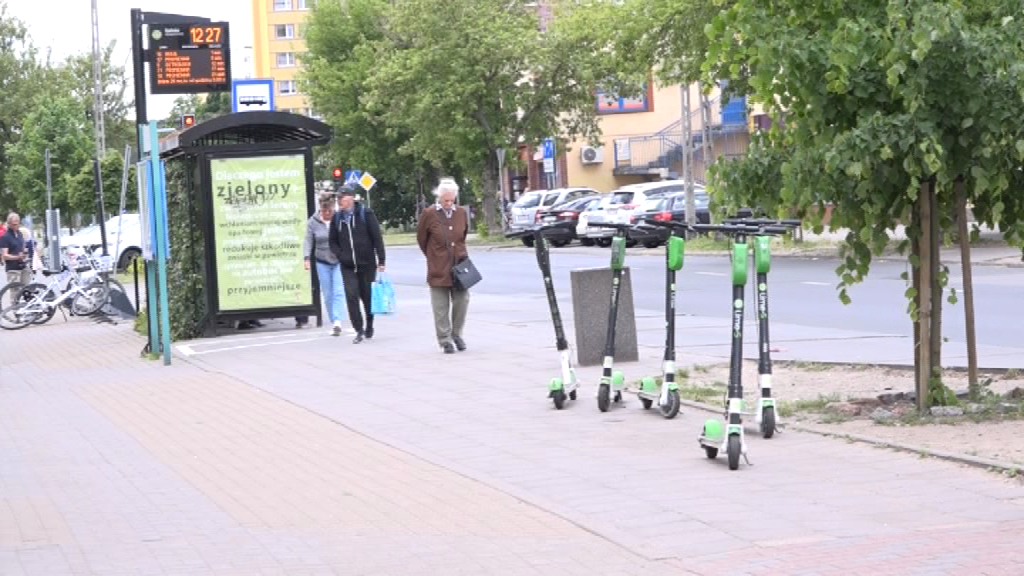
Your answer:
[5,96,93,217]
[65,149,138,217]
[164,158,207,341]
[706,0,1024,298]
[570,0,729,86]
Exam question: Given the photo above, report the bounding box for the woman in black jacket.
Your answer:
[328,185,386,343]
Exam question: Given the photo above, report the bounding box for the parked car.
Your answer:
[628,191,755,247]
[582,180,688,246]
[534,195,603,246]
[61,214,143,271]
[509,187,599,244]
[576,195,614,246]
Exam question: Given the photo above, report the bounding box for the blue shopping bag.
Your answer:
[371,273,396,315]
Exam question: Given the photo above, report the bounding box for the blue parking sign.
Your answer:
[543,138,555,159]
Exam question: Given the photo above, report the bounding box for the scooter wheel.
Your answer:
[640,398,653,410]
[660,390,681,419]
[552,390,567,410]
[761,407,776,439]
[568,389,577,401]
[727,435,741,471]
[704,446,718,459]
[613,391,622,403]
[597,384,610,412]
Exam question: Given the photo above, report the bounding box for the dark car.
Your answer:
[534,195,603,246]
[628,191,754,247]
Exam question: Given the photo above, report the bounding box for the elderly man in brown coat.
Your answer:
[416,178,471,354]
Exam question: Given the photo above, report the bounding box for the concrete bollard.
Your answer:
[570,267,639,367]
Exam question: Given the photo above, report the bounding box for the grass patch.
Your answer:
[777,393,841,417]
[678,381,728,403]
[684,237,732,252]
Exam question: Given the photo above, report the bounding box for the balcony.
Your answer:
[612,94,750,181]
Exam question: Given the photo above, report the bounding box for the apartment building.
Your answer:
[250,0,317,116]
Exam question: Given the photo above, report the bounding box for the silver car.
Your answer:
[508,187,598,239]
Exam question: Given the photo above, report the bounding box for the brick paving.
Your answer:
[1,284,1022,575]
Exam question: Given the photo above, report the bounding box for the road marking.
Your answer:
[696,271,726,277]
[801,281,831,286]
[176,336,324,356]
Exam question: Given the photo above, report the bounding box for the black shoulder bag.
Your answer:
[440,208,481,291]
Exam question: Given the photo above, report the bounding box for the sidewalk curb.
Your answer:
[677,398,1024,480]
[771,359,1024,375]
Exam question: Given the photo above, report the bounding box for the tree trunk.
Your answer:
[956,178,979,399]
[481,153,500,236]
[916,179,934,413]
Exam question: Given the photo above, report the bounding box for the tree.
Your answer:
[61,41,135,155]
[572,0,729,86]
[66,149,137,217]
[0,2,55,213]
[704,0,1024,410]
[5,96,93,218]
[303,0,442,229]
[357,0,617,233]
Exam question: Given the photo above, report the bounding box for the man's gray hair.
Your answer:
[6,212,19,225]
[434,177,459,198]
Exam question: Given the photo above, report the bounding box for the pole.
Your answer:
[45,149,53,210]
[150,120,172,365]
[916,180,933,412]
[682,84,695,228]
[131,8,152,354]
[131,9,148,158]
[94,158,109,256]
[496,149,507,232]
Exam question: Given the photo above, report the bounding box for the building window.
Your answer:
[596,84,651,114]
[274,0,291,11]
[279,80,297,95]
[298,0,314,8]
[276,52,296,67]
[275,24,296,39]
[305,108,323,120]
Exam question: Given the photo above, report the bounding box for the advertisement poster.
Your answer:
[210,154,312,311]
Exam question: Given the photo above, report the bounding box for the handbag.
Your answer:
[371,273,396,315]
[440,208,481,291]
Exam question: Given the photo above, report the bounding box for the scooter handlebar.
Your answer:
[587,222,635,231]
[725,217,802,228]
[641,219,692,231]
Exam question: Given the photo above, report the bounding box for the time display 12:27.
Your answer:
[189,25,224,46]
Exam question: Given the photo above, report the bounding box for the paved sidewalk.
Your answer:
[1,285,1023,575]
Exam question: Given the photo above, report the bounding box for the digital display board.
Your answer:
[149,22,231,95]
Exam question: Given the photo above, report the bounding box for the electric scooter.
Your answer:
[724,218,801,438]
[506,224,581,409]
[627,219,687,419]
[587,222,635,412]
[693,222,788,470]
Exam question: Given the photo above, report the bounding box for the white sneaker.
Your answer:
[331,321,342,336]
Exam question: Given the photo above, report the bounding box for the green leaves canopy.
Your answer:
[705,0,1024,302]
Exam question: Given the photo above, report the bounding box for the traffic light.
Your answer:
[332,167,343,186]
[180,114,196,129]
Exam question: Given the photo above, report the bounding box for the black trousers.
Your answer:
[341,266,376,333]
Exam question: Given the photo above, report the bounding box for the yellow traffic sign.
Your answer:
[358,172,377,191]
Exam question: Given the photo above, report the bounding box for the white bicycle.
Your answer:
[0,265,113,330]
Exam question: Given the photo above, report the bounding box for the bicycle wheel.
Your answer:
[17,283,58,325]
[71,282,110,316]
[0,302,42,330]
[0,281,26,311]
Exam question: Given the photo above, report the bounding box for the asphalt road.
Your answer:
[385,244,1023,348]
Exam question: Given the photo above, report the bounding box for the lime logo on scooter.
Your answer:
[758,283,768,320]
[732,298,743,339]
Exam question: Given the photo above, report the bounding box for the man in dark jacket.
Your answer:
[329,185,386,343]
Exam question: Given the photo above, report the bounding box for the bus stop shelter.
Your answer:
[158,111,333,338]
